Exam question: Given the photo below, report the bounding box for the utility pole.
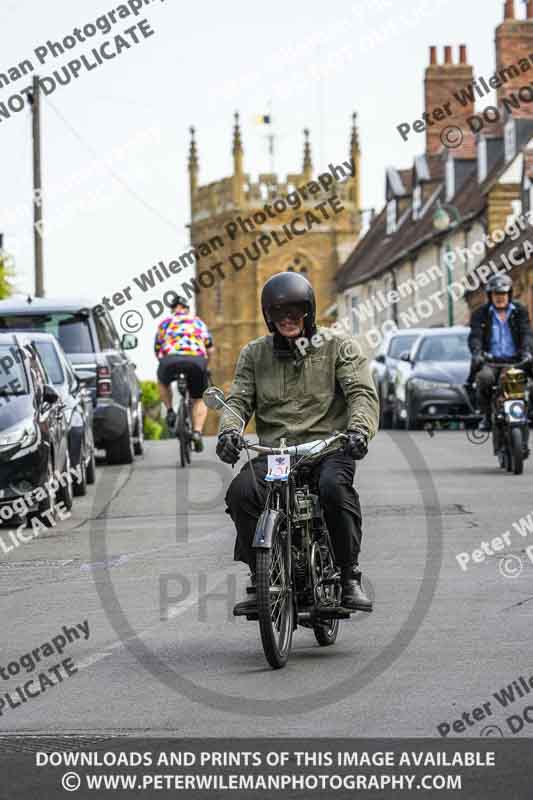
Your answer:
[29,75,44,297]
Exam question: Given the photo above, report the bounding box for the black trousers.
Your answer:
[225,452,363,571]
[476,365,497,415]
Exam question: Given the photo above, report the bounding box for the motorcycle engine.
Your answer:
[501,367,526,400]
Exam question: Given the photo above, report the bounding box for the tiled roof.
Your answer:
[337,156,483,291]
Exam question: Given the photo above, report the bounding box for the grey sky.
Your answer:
[0,0,509,377]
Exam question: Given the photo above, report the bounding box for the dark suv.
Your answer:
[0,297,143,464]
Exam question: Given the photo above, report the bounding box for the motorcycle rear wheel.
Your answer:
[256,520,293,669]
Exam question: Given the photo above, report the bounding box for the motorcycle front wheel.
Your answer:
[256,519,293,669]
[510,427,524,475]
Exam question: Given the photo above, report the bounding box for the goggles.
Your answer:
[268,303,307,323]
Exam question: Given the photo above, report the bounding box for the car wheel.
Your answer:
[134,401,144,456]
[380,401,393,430]
[73,448,88,497]
[28,452,56,529]
[57,450,74,511]
[406,398,419,431]
[86,447,96,484]
[392,403,406,430]
[107,410,135,465]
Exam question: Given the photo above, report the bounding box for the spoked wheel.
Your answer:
[311,540,340,647]
[256,520,293,669]
[177,402,192,468]
[510,427,524,475]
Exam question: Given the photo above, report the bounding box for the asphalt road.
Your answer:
[1,431,532,738]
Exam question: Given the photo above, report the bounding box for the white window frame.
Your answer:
[350,293,360,335]
[386,198,397,234]
[478,137,487,183]
[445,157,455,202]
[412,185,422,219]
[504,118,516,163]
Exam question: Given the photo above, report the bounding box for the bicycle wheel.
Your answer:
[177,401,189,468]
[256,517,293,669]
[311,540,340,647]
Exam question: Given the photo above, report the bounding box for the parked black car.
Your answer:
[20,333,96,496]
[402,327,474,429]
[0,297,143,464]
[0,333,72,525]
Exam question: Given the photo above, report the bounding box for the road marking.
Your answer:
[74,575,237,674]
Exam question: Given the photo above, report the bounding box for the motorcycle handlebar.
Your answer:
[481,355,530,369]
[240,432,348,457]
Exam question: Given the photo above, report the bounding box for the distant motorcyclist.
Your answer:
[154,293,213,451]
[215,272,379,615]
[468,273,533,431]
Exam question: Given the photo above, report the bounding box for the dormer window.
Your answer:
[478,137,487,183]
[386,198,397,234]
[445,157,455,201]
[504,118,516,163]
[412,185,422,219]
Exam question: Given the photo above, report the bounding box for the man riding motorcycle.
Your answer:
[468,273,533,431]
[154,293,213,451]
[215,272,379,616]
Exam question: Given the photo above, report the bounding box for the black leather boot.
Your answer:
[233,573,257,617]
[341,566,373,612]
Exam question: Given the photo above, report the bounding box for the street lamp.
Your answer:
[432,202,461,327]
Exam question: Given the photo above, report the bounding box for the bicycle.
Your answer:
[173,372,192,468]
[204,386,355,670]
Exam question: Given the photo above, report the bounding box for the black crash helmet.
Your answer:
[167,293,190,310]
[486,273,513,299]
[261,272,316,338]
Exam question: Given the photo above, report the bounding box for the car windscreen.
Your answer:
[388,335,419,359]
[32,341,65,385]
[417,334,470,362]
[0,313,93,354]
[0,345,28,394]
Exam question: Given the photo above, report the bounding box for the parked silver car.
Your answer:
[370,329,429,428]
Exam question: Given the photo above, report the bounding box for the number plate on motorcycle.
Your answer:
[265,454,290,481]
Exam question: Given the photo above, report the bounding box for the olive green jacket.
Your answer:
[218,329,379,448]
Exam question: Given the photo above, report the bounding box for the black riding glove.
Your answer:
[344,430,368,460]
[216,430,243,465]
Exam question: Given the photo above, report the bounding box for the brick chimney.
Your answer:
[495,0,533,116]
[424,45,475,157]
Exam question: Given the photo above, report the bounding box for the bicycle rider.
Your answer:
[154,292,213,452]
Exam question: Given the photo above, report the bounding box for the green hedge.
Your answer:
[140,380,165,440]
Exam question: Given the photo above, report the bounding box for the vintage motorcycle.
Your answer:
[423,355,530,476]
[482,356,530,475]
[204,386,356,670]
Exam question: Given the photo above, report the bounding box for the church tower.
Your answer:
[188,113,362,432]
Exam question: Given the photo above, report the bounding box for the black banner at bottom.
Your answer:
[0,737,531,799]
